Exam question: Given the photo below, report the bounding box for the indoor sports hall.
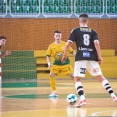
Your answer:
[0,0,117,117]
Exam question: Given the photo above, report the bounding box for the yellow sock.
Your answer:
[49,77,56,91]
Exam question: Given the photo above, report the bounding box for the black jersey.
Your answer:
[68,27,99,61]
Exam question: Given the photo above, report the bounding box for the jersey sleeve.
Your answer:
[93,30,99,42]
[46,45,51,57]
[68,46,74,54]
[68,29,76,43]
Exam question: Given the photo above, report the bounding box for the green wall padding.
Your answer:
[2,51,37,79]
[2,71,37,79]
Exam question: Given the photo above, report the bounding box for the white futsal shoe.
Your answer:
[49,92,58,97]
[75,99,87,107]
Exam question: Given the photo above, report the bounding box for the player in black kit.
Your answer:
[62,14,117,107]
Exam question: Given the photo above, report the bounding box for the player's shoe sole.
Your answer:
[75,99,87,107]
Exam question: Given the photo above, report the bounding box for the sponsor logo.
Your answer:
[79,47,93,51]
[83,52,90,57]
[93,68,99,72]
[58,52,62,56]
[80,28,92,32]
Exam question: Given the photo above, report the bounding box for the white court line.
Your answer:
[2,108,66,113]
[92,110,117,116]
[2,93,38,99]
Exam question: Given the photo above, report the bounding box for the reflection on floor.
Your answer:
[1,79,117,117]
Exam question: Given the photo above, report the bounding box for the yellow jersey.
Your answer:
[46,41,73,65]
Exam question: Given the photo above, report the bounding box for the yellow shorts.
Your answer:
[50,64,73,76]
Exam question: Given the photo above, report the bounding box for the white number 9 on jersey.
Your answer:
[83,34,90,46]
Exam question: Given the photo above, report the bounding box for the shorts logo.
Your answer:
[83,51,90,57]
[93,68,99,73]
[80,68,86,74]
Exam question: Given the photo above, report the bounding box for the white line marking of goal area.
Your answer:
[92,110,117,116]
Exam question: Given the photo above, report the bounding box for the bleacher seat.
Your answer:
[54,5,62,13]
[96,0,103,6]
[43,0,72,17]
[51,0,58,5]
[91,6,99,13]
[106,0,117,16]
[16,5,23,13]
[35,5,40,13]
[3,0,7,5]
[86,6,91,13]
[107,0,115,6]
[81,6,88,13]
[87,0,95,6]
[0,0,116,18]
[12,0,19,5]
[0,0,7,14]
[10,0,40,17]
[44,0,49,6]
[0,5,4,13]
[116,0,117,5]
[44,5,53,13]
[78,0,86,6]
[11,5,14,12]
[74,6,81,13]
[101,5,104,12]
[32,0,39,5]
[25,5,34,13]
[22,0,30,6]
[70,0,74,6]
[63,5,71,13]
[74,0,104,17]
[59,0,67,6]
[110,5,117,13]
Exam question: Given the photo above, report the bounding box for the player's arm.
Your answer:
[0,50,11,58]
[46,55,52,69]
[62,29,76,62]
[62,41,72,62]
[70,50,76,57]
[94,41,103,64]
[68,42,76,57]
[93,31,103,64]
[46,45,52,69]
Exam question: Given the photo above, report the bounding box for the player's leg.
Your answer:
[97,75,117,102]
[62,62,87,107]
[73,61,87,107]
[87,61,117,102]
[49,65,59,97]
[63,64,74,81]
[49,73,57,96]
[74,76,87,107]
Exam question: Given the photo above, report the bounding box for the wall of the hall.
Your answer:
[0,19,117,55]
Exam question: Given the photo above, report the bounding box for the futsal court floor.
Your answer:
[1,79,117,117]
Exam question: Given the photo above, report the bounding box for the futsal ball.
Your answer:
[66,94,78,105]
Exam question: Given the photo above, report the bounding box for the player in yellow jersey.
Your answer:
[46,30,76,97]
